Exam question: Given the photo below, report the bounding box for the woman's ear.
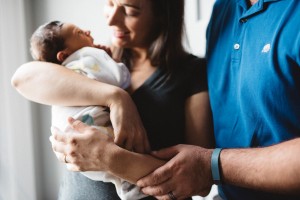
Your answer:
[57,51,69,62]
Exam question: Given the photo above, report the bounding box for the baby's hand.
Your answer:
[93,44,112,57]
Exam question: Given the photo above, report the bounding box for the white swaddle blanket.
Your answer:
[52,47,146,200]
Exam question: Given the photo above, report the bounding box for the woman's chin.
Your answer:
[111,38,128,48]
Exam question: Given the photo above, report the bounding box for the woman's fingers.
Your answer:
[109,90,151,153]
[51,126,67,143]
[139,127,151,153]
[143,135,151,153]
[124,133,134,151]
[68,117,89,133]
[50,118,116,172]
[66,163,81,171]
[93,44,112,57]
[53,150,65,162]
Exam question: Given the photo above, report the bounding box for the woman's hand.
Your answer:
[50,117,163,183]
[93,44,112,57]
[50,117,116,172]
[108,89,151,153]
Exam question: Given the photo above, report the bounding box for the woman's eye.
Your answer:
[124,8,138,16]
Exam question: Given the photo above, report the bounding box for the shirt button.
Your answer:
[234,43,240,50]
[240,18,248,23]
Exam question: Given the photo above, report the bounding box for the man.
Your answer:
[137,0,300,199]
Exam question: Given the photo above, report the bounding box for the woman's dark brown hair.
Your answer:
[122,0,187,71]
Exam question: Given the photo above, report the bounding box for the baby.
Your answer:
[30,21,146,200]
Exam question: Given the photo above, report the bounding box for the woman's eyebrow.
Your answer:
[122,3,140,10]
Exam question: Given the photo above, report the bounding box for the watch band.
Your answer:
[211,148,223,185]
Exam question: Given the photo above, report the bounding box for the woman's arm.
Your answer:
[185,91,214,148]
[11,61,120,106]
[12,61,150,153]
[51,117,165,184]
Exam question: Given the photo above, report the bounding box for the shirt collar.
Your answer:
[236,0,284,16]
[235,0,283,5]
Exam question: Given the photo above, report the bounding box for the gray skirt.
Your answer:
[58,171,157,200]
[58,171,120,200]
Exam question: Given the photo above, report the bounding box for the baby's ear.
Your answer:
[57,51,69,62]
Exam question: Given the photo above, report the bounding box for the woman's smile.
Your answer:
[113,30,130,38]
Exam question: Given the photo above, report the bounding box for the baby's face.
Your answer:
[61,23,94,53]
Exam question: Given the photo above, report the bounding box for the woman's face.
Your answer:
[104,0,157,49]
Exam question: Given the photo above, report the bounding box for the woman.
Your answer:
[12,0,214,199]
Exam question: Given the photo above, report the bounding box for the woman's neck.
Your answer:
[131,48,150,68]
[127,47,157,94]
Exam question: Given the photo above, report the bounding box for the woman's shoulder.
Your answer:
[184,54,206,67]
[175,54,206,74]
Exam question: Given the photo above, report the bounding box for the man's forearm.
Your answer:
[220,138,300,194]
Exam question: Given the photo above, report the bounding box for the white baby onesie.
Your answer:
[52,47,147,200]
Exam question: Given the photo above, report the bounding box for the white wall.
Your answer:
[28,1,114,199]
[0,0,37,199]
[1,0,215,199]
[185,0,215,57]
[32,0,112,45]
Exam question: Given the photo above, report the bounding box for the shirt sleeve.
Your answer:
[185,57,208,97]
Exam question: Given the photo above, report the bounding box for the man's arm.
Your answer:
[137,138,300,199]
[221,138,300,194]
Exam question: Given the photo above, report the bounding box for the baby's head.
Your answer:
[30,21,94,64]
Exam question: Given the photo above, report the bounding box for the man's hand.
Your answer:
[137,145,213,200]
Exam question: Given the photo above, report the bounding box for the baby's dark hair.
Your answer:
[30,21,65,64]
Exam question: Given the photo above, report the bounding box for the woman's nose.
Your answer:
[105,6,121,26]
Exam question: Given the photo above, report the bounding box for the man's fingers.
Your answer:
[141,180,172,197]
[151,146,179,160]
[137,164,172,187]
